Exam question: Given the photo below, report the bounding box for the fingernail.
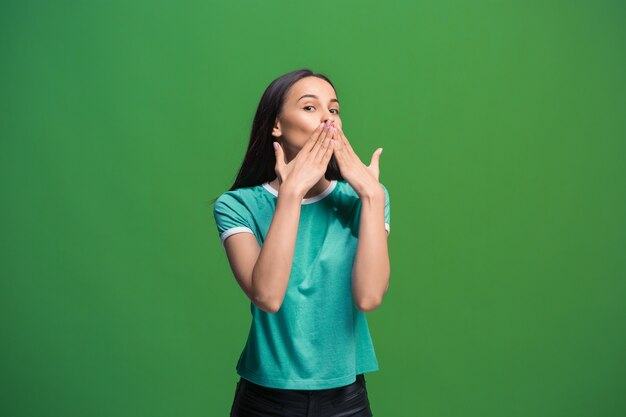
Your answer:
[273,142,278,150]
[319,122,324,128]
[325,120,331,127]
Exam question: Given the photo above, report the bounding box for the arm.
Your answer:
[352,185,390,312]
[222,183,304,314]
[249,182,304,313]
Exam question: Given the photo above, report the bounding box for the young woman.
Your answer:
[213,68,390,416]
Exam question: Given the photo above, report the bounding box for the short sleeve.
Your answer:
[213,193,255,248]
[381,183,390,236]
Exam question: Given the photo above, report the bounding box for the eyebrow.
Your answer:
[296,94,340,105]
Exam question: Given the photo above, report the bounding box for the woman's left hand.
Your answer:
[332,123,384,198]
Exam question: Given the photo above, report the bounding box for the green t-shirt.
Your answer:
[213,179,390,389]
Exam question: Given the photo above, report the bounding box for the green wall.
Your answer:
[2,1,625,416]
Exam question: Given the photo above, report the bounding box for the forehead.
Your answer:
[286,77,336,101]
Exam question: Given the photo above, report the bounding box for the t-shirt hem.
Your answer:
[236,365,380,390]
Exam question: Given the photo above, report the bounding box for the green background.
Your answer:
[2,1,625,416]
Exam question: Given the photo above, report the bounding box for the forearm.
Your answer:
[352,187,390,312]
[251,182,304,313]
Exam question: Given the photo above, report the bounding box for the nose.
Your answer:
[323,118,336,127]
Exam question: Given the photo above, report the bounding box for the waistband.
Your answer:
[240,373,365,399]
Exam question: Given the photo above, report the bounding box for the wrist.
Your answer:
[357,183,385,201]
[279,179,307,201]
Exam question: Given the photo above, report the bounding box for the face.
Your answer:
[272,76,341,153]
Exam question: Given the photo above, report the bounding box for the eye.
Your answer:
[303,105,340,114]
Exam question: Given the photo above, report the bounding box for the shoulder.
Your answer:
[215,183,265,205]
[215,188,244,206]
[213,185,262,218]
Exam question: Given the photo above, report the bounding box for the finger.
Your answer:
[333,133,346,166]
[314,127,334,162]
[332,127,346,162]
[369,148,382,171]
[333,124,346,154]
[322,135,335,165]
[303,122,328,154]
[336,125,355,155]
[331,125,341,153]
[338,127,358,165]
[273,141,286,167]
[310,124,332,157]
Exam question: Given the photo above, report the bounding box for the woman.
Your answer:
[213,68,390,416]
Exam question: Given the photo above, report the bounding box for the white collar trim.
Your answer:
[262,180,337,205]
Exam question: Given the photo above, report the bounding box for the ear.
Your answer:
[271,118,282,138]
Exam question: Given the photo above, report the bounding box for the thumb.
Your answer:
[369,147,382,169]
[273,142,286,167]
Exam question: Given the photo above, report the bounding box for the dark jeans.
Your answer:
[229,374,373,417]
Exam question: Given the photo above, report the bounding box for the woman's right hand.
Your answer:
[272,123,336,198]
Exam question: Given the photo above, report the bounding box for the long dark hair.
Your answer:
[209,68,344,205]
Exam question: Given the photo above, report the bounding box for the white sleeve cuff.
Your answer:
[220,227,254,248]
